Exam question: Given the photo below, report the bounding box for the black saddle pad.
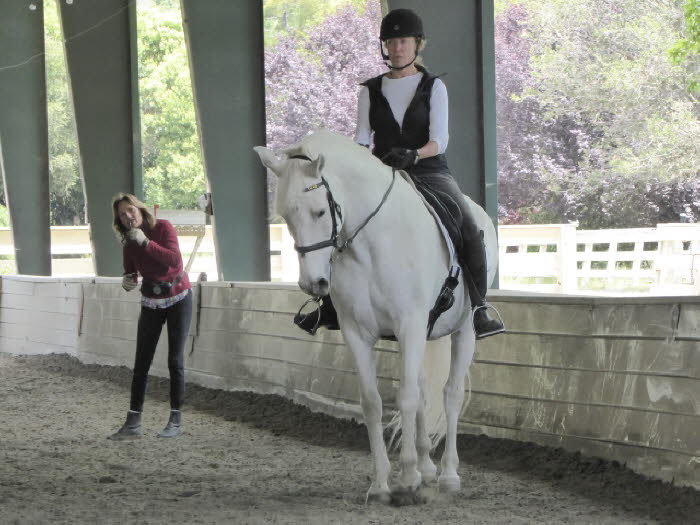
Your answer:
[413,181,464,264]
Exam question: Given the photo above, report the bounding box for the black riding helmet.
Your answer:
[379,9,424,70]
[380,8,424,40]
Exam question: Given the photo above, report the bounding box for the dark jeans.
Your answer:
[410,171,488,303]
[129,289,193,412]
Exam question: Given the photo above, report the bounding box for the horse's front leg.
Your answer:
[439,326,476,492]
[395,317,428,493]
[343,328,390,503]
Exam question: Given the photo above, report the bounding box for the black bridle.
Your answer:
[289,154,396,256]
[294,175,343,255]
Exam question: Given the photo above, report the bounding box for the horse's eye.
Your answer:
[316,210,326,218]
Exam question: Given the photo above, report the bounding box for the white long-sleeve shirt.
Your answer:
[354,72,449,154]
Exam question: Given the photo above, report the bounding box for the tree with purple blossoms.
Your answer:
[265,1,384,150]
[264,1,385,217]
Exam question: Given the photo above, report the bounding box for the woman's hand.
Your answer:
[121,273,138,292]
[383,147,418,170]
[125,228,149,247]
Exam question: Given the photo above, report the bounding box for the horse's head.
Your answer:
[254,146,341,297]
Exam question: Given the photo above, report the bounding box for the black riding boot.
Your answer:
[461,231,505,340]
[293,296,340,335]
[472,304,505,339]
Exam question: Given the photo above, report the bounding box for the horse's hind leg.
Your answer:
[415,372,437,483]
[343,329,391,503]
[439,326,476,492]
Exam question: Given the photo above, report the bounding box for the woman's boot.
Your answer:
[472,304,505,339]
[293,296,340,335]
[157,409,182,438]
[460,230,505,339]
[108,410,143,440]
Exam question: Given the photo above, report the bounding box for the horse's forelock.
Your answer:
[275,158,317,218]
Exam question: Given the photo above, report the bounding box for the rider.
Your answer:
[295,8,504,340]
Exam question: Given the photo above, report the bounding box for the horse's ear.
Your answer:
[254,146,283,175]
[311,154,325,177]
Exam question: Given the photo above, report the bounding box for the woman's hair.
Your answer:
[415,37,427,66]
[111,192,156,243]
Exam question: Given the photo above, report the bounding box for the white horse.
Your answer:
[255,130,498,504]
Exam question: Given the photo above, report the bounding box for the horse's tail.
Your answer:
[386,337,453,451]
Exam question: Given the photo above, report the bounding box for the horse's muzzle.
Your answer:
[299,277,330,297]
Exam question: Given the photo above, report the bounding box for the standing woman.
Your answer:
[108,193,193,439]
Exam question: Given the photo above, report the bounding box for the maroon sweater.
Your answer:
[123,220,192,298]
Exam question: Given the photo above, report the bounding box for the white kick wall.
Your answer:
[0,275,697,489]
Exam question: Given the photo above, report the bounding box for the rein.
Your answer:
[290,154,396,256]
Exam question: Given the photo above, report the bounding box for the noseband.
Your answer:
[289,154,396,256]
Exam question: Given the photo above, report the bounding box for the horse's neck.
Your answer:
[333,167,399,237]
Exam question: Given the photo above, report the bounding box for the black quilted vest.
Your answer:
[361,65,450,175]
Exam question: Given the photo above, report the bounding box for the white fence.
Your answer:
[499,223,700,295]
[0,219,698,295]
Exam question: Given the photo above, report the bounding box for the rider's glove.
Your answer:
[383,147,418,170]
[125,228,148,247]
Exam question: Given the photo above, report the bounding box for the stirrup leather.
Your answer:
[427,267,461,338]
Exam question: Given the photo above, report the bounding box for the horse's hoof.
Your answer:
[390,487,427,507]
[438,474,461,492]
[365,490,391,505]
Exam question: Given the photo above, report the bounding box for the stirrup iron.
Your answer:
[294,296,322,335]
[471,303,506,340]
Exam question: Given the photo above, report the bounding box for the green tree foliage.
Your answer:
[0,205,10,227]
[45,0,84,225]
[264,0,371,46]
[497,0,700,228]
[138,1,205,209]
[669,0,700,92]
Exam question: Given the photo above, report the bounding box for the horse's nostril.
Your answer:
[318,278,328,288]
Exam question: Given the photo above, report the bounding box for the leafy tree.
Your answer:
[0,205,10,227]
[264,0,384,215]
[45,0,85,225]
[496,0,699,228]
[495,4,596,224]
[263,0,371,46]
[265,0,383,149]
[669,0,700,92]
[138,1,205,209]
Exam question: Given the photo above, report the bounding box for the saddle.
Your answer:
[396,172,466,338]
[411,178,465,267]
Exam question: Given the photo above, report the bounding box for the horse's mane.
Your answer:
[283,130,389,182]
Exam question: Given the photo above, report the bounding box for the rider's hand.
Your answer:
[383,147,418,170]
[125,228,148,247]
[121,273,138,292]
